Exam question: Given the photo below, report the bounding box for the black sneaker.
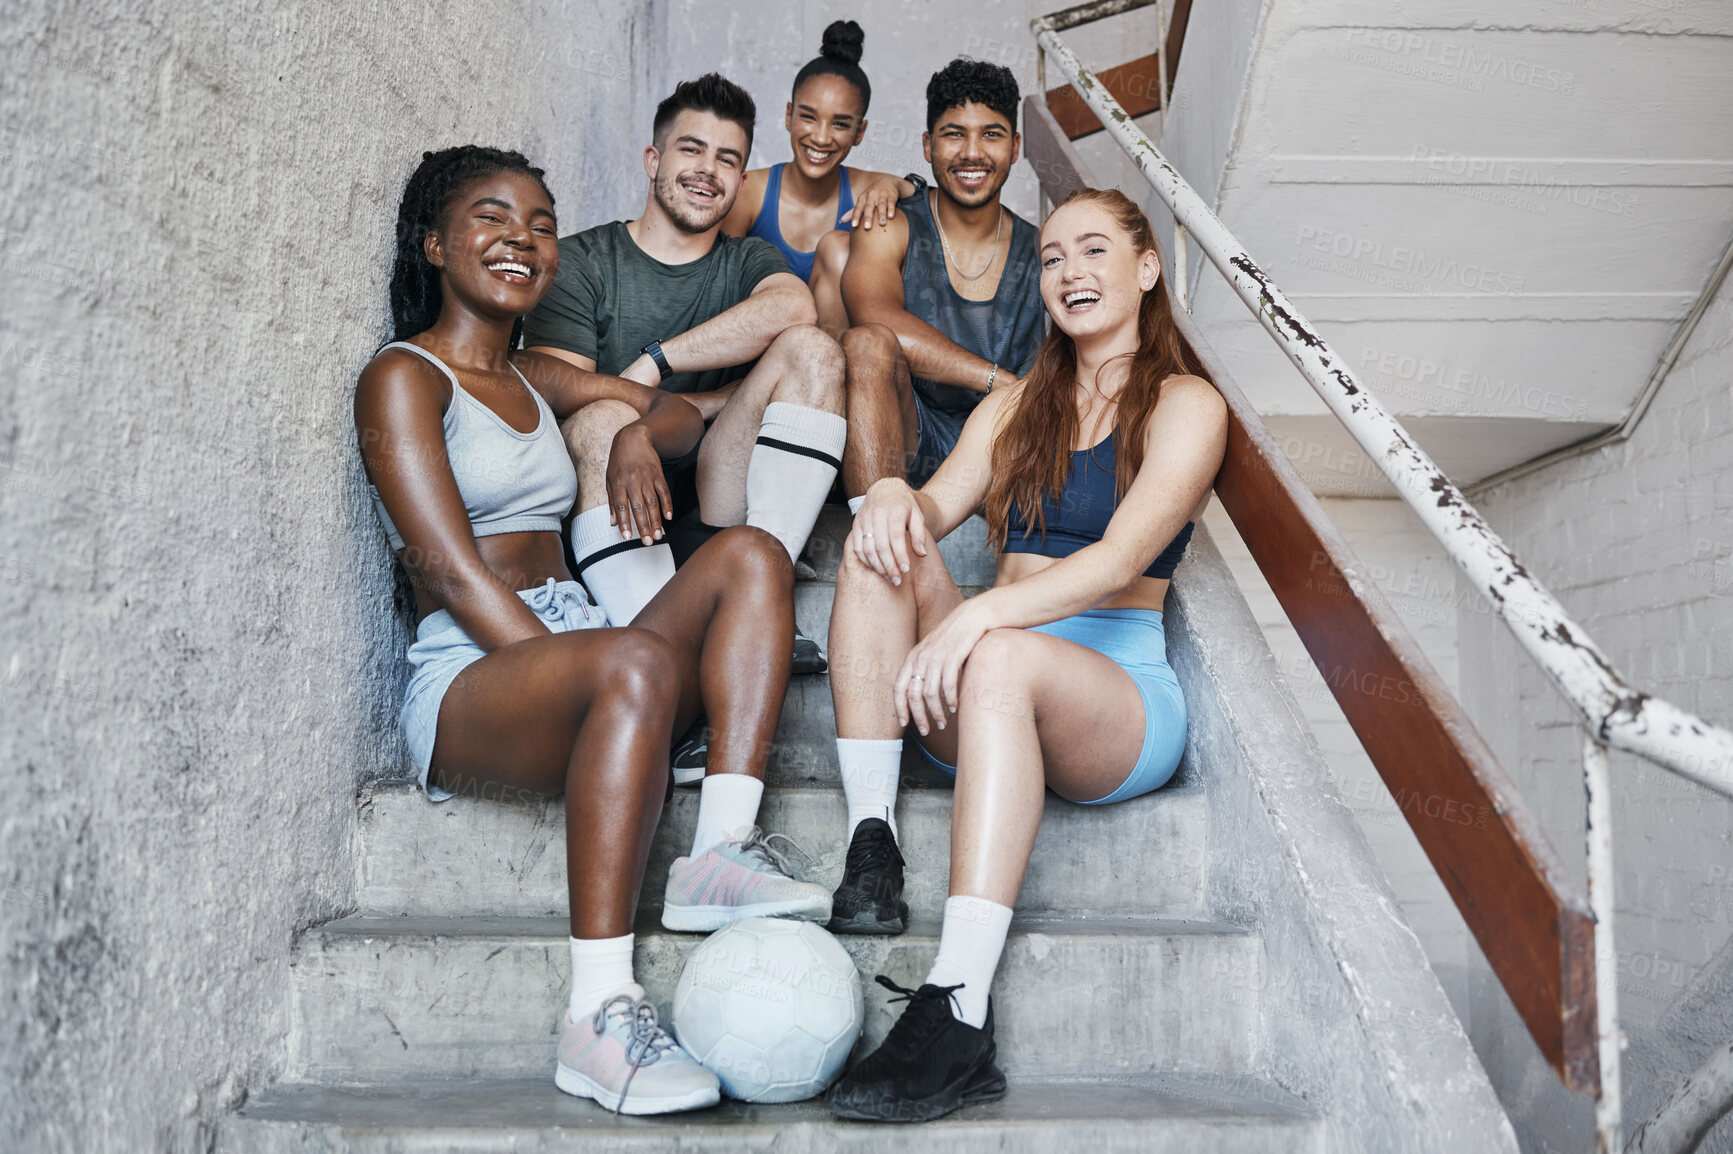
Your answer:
[793,629,828,675]
[671,716,706,786]
[828,976,1006,1122]
[828,818,908,935]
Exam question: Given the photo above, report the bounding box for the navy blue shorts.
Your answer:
[908,392,971,488]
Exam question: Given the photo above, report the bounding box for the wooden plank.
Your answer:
[1184,306,1600,1092]
[1022,95,1097,205]
[1045,0,1191,140]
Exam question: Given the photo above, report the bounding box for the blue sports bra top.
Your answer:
[743,162,855,282]
[1001,432,1195,580]
[367,342,578,553]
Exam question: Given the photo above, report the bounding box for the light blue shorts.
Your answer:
[916,608,1186,805]
[400,579,606,802]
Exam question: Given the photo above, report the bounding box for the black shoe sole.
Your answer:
[829,1062,1007,1123]
[827,902,909,935]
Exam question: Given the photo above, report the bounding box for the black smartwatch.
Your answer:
[641,340,674,381]
[902,172,928,193]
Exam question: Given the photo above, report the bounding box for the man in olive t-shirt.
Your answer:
[526,75,846,660]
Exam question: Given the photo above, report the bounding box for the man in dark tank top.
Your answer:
[837,59,1046,501]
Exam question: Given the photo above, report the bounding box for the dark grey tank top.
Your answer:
[901,190,1046,415]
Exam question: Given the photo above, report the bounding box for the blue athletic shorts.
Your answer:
[400,579,606,801]
[915,608,1186,804]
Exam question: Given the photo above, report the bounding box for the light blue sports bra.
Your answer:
[367,341,577,553]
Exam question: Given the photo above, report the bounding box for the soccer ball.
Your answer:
[671,917,864,1102]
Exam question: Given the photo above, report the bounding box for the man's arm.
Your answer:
[840,212,1003,393]
[513,349,702,458]
[614,270,817,389]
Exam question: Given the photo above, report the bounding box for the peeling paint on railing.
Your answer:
[1031,20,1733,802]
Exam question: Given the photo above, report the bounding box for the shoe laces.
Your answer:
[875,974,966,1046]
[735,826,817,882]
[592,993,680,1113]
[844,820,899,875]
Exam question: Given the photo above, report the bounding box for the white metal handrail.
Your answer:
[1032,10,1733,1152]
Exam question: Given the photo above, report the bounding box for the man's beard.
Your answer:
[653,169,731,234]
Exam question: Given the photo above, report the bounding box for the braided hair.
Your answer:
[792,20,870,113]
[388,146,555,344]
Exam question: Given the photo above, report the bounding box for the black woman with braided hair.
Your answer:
[355,146,832,1115]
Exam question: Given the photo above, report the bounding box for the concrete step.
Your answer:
[288,915,1260,1083]
[224,1074,1323,1153]
[356,781,1211,921]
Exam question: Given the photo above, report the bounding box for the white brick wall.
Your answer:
[1461,276,1733,1150]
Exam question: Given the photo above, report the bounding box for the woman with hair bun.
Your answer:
[721,19,914,334]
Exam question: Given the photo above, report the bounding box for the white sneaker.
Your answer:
[661,827,832,932]
[555,990,720,1115]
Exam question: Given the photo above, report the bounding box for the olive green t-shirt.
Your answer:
[523,221,790,395]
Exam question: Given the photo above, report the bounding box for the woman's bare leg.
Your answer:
[949,629,1147,906]
[830,536,964,747]
[812,231,853,339]
[428,627,680,939]
[631,525,794,778]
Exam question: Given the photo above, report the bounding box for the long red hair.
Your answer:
[983,188,1212,550]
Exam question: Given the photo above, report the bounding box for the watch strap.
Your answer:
[641,340,674,381]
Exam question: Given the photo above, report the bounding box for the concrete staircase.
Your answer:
[220,510,1517,1152]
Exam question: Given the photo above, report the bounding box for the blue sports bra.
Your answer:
[743,162,855,282]
[366,342,577,553]
[1002,432,1194,580]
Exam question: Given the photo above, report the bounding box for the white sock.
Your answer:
[570,505,674,625]
[746,402,846,563]
[925,895,1013,1028]
[569,933,638,1021]
[690,773,765,857]
[847,495,865,515]
[837,737,901,842]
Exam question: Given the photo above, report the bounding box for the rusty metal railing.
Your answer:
[1031,4,1733,1149]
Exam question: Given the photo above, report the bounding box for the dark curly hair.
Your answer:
[388,145,554,344]
[653,73,757,154]
[925,57,1020,134]
[792,20,870,113]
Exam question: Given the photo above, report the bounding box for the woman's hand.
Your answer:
[606,423,674,544]
[840,175,913,231]
[849,478,930,585]
[894,600,991,736]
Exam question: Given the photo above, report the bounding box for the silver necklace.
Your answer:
[931,191,1003,282]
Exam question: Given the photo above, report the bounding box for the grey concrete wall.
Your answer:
[1458,265,1733,1150]
[0,2,654,1150]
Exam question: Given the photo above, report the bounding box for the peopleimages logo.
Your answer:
[1342,29,1576,94]
[1294,225,1526,295]
[1406,146,1639,219]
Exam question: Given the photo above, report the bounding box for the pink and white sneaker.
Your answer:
[555,990,720,1115]
[661,826,832,932]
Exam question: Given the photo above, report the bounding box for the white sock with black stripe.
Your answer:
[746,402,846,564]
[570,504,674,626]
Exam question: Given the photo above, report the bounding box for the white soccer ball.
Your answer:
[672,917,864,1102]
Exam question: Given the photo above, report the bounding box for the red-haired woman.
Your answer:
[824,188,1228,1121]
